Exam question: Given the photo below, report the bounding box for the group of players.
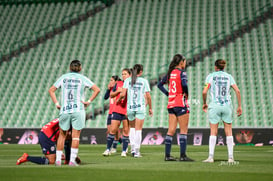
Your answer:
[16,53,242,165]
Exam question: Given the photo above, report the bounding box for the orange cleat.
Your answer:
[16,153,29,165]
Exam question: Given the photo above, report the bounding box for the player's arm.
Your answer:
[104,89,111,100]
[110,84,121,98]
[116,88,127,103]
[202,83,210,113]
[231,84,242,116]
[181,71,188,98]
[145,91,153,117]
[157,74,169,96]
[82,84,100,107]
[48,85,60,109]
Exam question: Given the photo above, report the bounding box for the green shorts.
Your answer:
[208,104,233,124]
[59,111,85,130]
[127,110,146,121]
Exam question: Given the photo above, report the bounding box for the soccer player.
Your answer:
[118,64,153,158]
[103,68,131,157]
[16,118,81,165]
[157,54,193,161]
[202,59,242,163]
[48,60,100,166]
[104,75,122,153]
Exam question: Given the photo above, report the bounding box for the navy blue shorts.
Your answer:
[39,132,56,155]
[168,107,189,117]
[107,114,112,125]
[111,112,127,121]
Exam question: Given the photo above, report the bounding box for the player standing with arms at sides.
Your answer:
[104,75,122,153]
[16,118,81,165]
[157,54,193,161]
[49,60,100,166]
[118,64,153,158]
[103,69,131,157]
[202,59,242,163]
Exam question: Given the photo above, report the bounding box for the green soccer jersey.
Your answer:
[123,77,150,112]
[54,72,94,114]
[205,71,236,106]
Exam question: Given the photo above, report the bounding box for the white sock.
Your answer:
[70,148,78,163]
[129,128,135,152]
[56,150,63,162]
[209,136,217,158]
[226,136,234,159]
[135,130,142,154]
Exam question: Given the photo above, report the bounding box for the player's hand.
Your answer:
[55,102,61,110]
[202,104,208,113]
[117,87,122,93]
[237,106,242,117]
[81,100,91,108]
[149,109,153,117]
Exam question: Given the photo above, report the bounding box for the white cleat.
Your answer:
[121,151,127,157]
[203,157,214,163]
[228,158,235,163]
[134,153,142,158]
[102,149,111,156]
[110,148,117,154]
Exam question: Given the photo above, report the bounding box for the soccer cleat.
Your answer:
[69,161,79,167]
[131,151,135,157]
[165,156,177,161]
[16,153,29,165]
[228,158,235,163]
[121,151,127,157]
[55,160,61,166]
[179,155,194,162]
[203,157,214,163]
[102,149,111,156]
[110,148,117,154]
[134,153,142,158]
[75,156,81,164]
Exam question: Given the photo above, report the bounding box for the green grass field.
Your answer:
[0,144,272,181]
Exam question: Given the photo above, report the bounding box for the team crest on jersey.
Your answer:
[51,146,55,152]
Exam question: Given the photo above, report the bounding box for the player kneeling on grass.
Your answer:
[16,118,81,165]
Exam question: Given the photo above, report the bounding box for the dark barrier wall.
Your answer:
[0,128,272,146]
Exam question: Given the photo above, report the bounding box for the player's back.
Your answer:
[206,71,235,106]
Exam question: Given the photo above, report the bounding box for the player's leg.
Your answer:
[129,120,136,156]
[164,109,178,161]
[177,111,193,161]
[134,112,145,158]
[103,113,121,156]
[222,105,234,162]
[56,113,70,165]
[203,106,220,163]
[121,119,129,157]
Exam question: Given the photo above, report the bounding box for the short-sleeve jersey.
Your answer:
[41,118,59,142]
[123,77,150,112]
[54,72,94,114]
[167,68,187,108]
[112,81,127,115]
[205,71,236,106]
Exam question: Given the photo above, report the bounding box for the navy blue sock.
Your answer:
[107,134,115,150]
[179,134,187,157]
[165,135,173,157]
[64,140,71,162]
[113,140,118,149]
[27,156,49,165]
[122,136,129,152]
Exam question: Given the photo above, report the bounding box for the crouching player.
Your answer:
[16,118,81,165]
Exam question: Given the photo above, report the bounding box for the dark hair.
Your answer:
[70,60,81,72]
[122,68,131,75]
[111,75,121,81]
[215,59,226,70]
[131,64,143,87]
[167,54,186,83]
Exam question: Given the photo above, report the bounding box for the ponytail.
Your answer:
[167,54,185,83]
[131,64,143,87]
